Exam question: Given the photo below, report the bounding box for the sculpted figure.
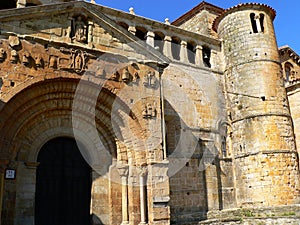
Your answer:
[10,50,18,64]
[22,52,30,66]
[75,53,83,71]
[73,16,87,43]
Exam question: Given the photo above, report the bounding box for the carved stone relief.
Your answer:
[35,55,43,68]
[142,101,157,119]
[10,50,18,64]
[8,36,20,48]
[143,71,157,88]
[22,51,31,66]
[72,16,87,43]
[49,56,58,69]
[59,47,95,73]
[0,48,6,62]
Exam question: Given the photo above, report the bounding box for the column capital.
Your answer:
[146,31,155,38]
[195,45,203,50]
[180,40,187,47]
[137,166,148,176]
[117,164,129,177]
[164,36,172,42]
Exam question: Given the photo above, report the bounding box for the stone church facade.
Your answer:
[0,0,299,225]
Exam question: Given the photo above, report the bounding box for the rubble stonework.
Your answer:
[0,1,299,225]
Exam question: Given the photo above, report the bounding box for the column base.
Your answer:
[138,223,148,225]
[121,222,129,225]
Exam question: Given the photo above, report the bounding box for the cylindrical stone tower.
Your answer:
[214,3,300,207]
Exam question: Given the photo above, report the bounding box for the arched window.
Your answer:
[250,13,258,33]
[285,62,294,82]
[154,31,164,52]
[135,26,147,41]
[202,46,211,68]
[171,37,181,60]
[250,13,265,33]
[187,41,196,64]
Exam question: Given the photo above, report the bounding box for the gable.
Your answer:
[0,1,168,63]
[172,1,223,38]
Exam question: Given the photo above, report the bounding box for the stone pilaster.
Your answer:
[117,164,129,225]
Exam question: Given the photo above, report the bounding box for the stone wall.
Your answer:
[177,10,219,38]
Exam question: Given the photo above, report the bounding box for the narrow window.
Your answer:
[171,37,181,60]
[285,62,294,82]
[135,26,147,41]
[154,32,164,52]
[250,13,258,33]
[202,46,211,68]
[259,13,265,33]
[187,41,196,64]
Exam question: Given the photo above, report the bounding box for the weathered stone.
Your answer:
[0,1,298,225]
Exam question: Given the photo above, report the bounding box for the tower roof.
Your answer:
[213,3,276,31]
[171,1,224,26]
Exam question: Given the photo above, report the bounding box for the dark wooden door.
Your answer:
[35,137,91,225]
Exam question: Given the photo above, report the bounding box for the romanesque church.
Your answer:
[0,0,299,224]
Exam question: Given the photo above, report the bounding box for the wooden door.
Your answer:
[35,137,91,225]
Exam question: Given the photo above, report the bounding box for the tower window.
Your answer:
[202,46,211,68]
[259,13,265,33]
[250,13,265,33]
[250,13,258,33]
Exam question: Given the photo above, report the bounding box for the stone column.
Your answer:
[138,166,148,225]
[117,164,129,225]
[146,31,155,47]
[195,45,204,66]
[163,36,172,59]
[179,40,189,63]
[255,15,262,33]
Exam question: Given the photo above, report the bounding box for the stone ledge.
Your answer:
[198,205,300,224]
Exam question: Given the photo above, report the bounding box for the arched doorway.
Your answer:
[35,137,92,225]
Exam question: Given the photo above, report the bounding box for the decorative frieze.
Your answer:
[59,47,96,73]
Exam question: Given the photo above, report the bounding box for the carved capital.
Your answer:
[137,166,148,177]
[164,36,172,42]
[117,164,129,177]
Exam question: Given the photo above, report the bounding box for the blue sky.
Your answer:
[95,0,300,54]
